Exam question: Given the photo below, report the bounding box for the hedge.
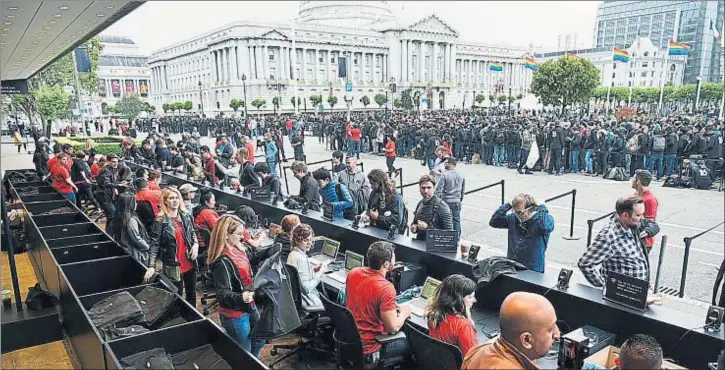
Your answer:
[55,136,142,156]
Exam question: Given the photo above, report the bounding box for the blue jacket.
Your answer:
[265,141,277,162]
[318,180,353,219]
[489,203,555,273]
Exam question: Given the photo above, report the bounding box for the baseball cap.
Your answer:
[179,184,198,194]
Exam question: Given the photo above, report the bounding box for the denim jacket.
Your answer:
[489,203,555,273]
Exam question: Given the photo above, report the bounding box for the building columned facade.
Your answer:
[535,37,687,88]
[93,35,152,117]
[148,1,534,114]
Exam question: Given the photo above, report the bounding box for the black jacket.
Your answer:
[210,253,254,314]
[665,133,678,154]
[251,252,302,340]
[148,212,199,268]
[97,164,132,198]
[367,190,403,232]
[239,161,259,188]
[274,232,292,262]
[298,173,321,211]
[547,128,565,149]
[412,195,454,241]
[33,145,50,178]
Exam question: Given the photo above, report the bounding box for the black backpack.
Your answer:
[335,183,365,220]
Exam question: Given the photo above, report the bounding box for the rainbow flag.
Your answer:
[524,56,539,71]
[564,52,580,60]
[613,48,629,62]
[667,41,690,56]
[489,62,503,72]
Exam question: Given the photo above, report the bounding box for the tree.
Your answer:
[327,95,338,109]
[251,98,266,113]
[183,100,193,112]
[393,98,402,109]
[290,96,301,107]
[488,94,495,104]
[162,103,170,113]
[497,95,507,103]
[374,93,388,109]
[106,105,117,114]
[115,93,145,119]
[508,96,516,103]
[309,95,322,108]
[229,98,243,113]
[35,85,70,128]
[530,56,600,115]
[272,96,280,114]
[359,95,371,109]
[475,94,485,106]
[412,91,421,110]
[400,89,413,110]
[516,93,523,100]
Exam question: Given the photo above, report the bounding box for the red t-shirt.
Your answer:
[244,142,255,164]
[47,155,71,172]
[346,267,397,354]
[218,246,254,319]
[194,208,219,231]
[639,190,658,247]
[350,128,361,141]
[136,188,162,216]
[90,163,101,179]
[148,182,161,191]
[286,121,293,130]
[385,141,396,158]
[428,314,478,357]
[173,219,193,274]
[50,163,73,193]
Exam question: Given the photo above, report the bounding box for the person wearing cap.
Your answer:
[179,184,198,212]
[631,169,658,253]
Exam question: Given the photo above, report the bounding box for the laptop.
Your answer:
[309,237,340,266]
[406,277,442,317]
[328,250,365,283]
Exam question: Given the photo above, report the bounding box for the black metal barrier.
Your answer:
[389,168,403,195]
[544,189,580,241]
[1,181,24,312]
[679,220,725,298]
[653,235,668,295]
[129,164,724,370]
[464,179,505,206]
[3,170,268,370]
[586,211,616,246]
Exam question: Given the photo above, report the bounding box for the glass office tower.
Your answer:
[594,0,724,83]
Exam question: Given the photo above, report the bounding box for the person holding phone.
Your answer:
[489,194,554,273]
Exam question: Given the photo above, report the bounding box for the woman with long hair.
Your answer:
[144,187,200,307]
[192,190,219,231]
[207,214,265,356]
[113,193,150,265]
[425,274,478,356]
[274,214,300,262]
[362,169,402,232]
[233,205,263,249]
[286,224,326,308]
[85,138,97,166]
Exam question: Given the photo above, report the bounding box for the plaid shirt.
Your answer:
[578,216,651,288]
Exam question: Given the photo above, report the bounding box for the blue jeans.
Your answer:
[648,154,663,179]
[570,150,580,173]
[447,202,461,244]
[585,150,593,173]
[220,310,265,357]
[353,140,361,158]
[268,160,278,176]
[494,146,505,165]
[346,139,354,156]
[664,154,677,177]
[62,192,76,203]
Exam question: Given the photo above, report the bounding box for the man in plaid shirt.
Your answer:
[578,196,660,288]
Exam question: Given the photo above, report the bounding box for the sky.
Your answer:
[103,1,601,55]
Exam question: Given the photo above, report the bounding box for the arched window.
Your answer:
[670,64,676,71]
[643,51,649,57]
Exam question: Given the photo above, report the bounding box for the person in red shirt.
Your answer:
[346,241,411,367]
[384,135,397,173]
[135,178,162,217]
[201,145,218,185]
[242,136,255,165]
[47,144,73,172]
[349,124,362,159]
[631,169,658,252]
[147,170,162,191]
[50,154,78,203]
[426,275,479,357]
[193,190,219,231]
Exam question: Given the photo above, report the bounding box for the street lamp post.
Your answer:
[241,74,248,118]
[198,81,203,116]
[344,94,353,122]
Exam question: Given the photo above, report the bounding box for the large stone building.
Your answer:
[93,35,152,117]
[594,0,724,84]
[148,1,535,115]
[535,37,687,88]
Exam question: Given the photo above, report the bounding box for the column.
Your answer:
[314,49,320,82]
[447,44,452,83]
[324,50,330,82]
[249,46,257,79]
[261,45,268,80]
[230,46,239,82]
[431,43,437,83]
[408,40,414,82]
[400,40,406,83]
[300,48,305,82]
[287,47,292,80]
[239,42,249,80]
[417,42,423,82]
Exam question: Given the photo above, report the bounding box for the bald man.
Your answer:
[462,292,560,369]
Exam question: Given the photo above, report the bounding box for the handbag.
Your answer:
[24,283,59,310]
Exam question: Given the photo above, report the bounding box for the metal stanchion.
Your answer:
[585,211,616,246]
[1,188,24,311]
[678,220,724,298]
[653,235,667,294]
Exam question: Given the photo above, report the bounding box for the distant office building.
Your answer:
[557,32,579,51]
[93,35,152,117]
[535,37,686,88]
[594,0,723,83]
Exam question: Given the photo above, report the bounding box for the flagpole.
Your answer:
[659,10,680,115]
[606,47,613,115]
[628,52,635,106]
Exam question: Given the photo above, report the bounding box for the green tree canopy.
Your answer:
[359,95,371,108]
[309,95,322,107]
[530,56,600,114]
[229,98,243,112]
[393,98,402,108]
[327,95,338,109]
[374,93,388,108]
[475,94,485,105]
[400,89,413,110]
[115,93,145,119]
[183,100,193,111]
[488,94,495,102]
[290,97,301,107]
[35,85,70,123]
[251,98,266,112]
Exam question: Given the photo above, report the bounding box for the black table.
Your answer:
[137,165,724,369]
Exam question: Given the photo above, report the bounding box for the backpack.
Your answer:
[395,193,409,234]
[626,135,640,154]
[652,136,666,152]
[335,183,363,220]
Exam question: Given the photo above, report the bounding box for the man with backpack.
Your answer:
[337,156,371,218]
[648,125,666,181]
[411,175,454,242]
[313,168,354,220]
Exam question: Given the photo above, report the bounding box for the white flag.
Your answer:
[526,143,540,169]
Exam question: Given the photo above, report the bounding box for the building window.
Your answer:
[642,62,648,68]
[652,62,656,68]
[613,63,617,69]
[651,71,655,77]
[612,73,616,78]
[269,51,275,61]
[354,56,358,65]
[670,64,676,71]
[331,57,335,64]
[641,72,647,77]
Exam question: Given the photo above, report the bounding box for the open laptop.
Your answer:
[327,250,365,283]
[406,277,442,317]
[309,237,340,266]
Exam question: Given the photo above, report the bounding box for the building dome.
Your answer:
[298,1,395,28]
